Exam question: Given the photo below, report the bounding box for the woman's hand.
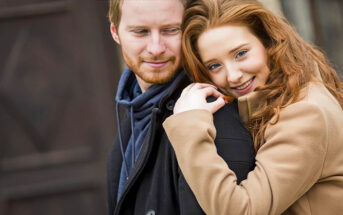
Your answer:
[173,83,226,114]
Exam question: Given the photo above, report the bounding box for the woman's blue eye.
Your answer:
[236,50,247,59]
[207,63,221,71]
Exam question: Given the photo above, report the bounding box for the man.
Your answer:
[107,0,255,214]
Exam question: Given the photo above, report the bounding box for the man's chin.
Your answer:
[144,71,179,84]
[143,74,176,85]
[137,64,180,82]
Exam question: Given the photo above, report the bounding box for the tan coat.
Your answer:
[163,82,343,215]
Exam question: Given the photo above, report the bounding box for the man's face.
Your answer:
[111,0,184,92]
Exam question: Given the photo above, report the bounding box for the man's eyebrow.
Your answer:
[126,23,181,30]
[161,23,182,28]
[126,25,146,30]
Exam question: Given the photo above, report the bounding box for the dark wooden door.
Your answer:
[0,0,121,214]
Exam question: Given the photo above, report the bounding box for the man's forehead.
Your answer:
[120,0,184,27]
[122,0,184,10]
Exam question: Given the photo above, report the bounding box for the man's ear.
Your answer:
[110,23,120,45]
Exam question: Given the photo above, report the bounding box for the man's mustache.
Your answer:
[139,56,176,62]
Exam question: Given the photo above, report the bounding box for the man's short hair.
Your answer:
[108,0,188,30]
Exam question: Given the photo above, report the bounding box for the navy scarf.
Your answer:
[115,68,181,201]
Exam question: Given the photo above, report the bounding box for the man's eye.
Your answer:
[207,63,221,71]
[132,29,148,35]
[236,50,247,59]
[162,28,180,35]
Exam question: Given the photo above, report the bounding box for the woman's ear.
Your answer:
[110,23,120,45]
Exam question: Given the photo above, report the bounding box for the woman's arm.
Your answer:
[163,102,327,215]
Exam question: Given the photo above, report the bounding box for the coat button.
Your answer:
[146,210,155,215]
[166,100,175,111]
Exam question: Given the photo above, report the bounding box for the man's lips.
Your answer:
[144,61,169,69]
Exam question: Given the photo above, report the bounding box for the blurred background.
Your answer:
[0,0,342,214]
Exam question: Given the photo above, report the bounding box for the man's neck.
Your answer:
[135,75,152,93]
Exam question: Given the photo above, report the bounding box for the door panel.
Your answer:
[0,0,120,214]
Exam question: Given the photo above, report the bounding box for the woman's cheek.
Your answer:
[241,57,266,74]
[210,73,227,89]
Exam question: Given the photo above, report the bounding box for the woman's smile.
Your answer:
[231,76,256,95]
[197,25,270,98]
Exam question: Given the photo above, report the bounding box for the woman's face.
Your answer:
[197,24,270,97]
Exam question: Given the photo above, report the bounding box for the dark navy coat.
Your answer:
[107,73,255,215]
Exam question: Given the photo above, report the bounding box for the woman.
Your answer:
[163,0,343,214]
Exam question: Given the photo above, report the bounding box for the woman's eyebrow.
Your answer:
[228,43,249,55]
[202,43,249,65]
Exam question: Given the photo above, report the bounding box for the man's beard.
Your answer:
[121,50,180,85]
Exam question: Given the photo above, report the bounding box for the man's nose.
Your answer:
[146,32,166,56]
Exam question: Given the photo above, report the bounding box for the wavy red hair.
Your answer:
[182,0,343,151]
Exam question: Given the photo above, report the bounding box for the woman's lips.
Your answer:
[145,61,168,69]
[231,77,255,95]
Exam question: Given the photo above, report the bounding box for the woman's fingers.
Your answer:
[174,84,226,114]
[200,86,224,98]
[180,83,196,97]
[190,83,217,91]
[181,83,219,99]
[198,87,225,113]
[209,97,226,113]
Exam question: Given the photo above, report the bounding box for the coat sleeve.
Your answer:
[162,102,328,215]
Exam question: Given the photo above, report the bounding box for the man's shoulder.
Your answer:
[213,100,252,140]
[159,71,191,108]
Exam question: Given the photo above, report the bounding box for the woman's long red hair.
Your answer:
[182,0,343,151]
